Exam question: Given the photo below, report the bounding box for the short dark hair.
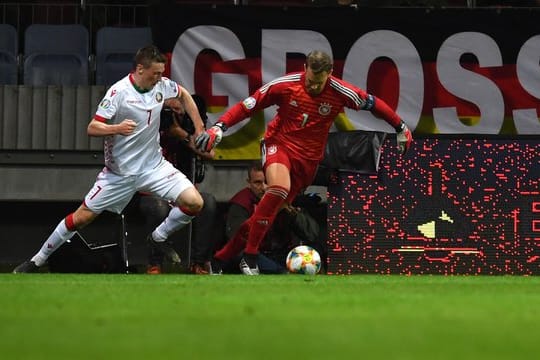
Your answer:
[134,45,167,69]
[306,50,333,74]
[247,161,263,180]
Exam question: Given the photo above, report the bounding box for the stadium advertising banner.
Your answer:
[151,5,540,160]
[327,136,540,275]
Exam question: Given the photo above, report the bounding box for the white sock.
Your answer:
[31,219,75,266]
[152,207,194,242]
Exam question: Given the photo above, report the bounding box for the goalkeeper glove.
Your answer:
[395,120,412,155]
[195,122,227,152]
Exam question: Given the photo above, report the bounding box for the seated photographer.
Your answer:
[144,95,219,274]
[217,162,321,274]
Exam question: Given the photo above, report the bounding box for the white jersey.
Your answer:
[94,74,180,176]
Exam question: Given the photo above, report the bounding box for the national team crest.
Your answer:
[155,92,163,102]
[318,102,332,116]
[268,144,277,155]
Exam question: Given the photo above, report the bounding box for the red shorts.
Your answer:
[261,141,319,203]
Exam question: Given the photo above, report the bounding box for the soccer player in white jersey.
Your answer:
[13,45,207,273]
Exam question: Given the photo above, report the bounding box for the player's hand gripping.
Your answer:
[195,122,227,152]
[395,120,412,155]
[118,119,137,136]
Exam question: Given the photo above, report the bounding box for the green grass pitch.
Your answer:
[1,274,539,359]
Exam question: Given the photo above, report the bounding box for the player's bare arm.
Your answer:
[178,87,205,137]
[87,118,137,137]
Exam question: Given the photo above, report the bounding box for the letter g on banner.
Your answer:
[171,25,247,131]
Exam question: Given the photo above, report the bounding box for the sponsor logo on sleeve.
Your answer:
[268,144,277,155]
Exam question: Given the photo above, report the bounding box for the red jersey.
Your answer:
[220,72,401,162]
[229,187,258,216]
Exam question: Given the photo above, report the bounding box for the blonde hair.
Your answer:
[306,50,333,74]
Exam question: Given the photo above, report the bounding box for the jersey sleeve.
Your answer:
[219,80,282,128]
[161,77,181,99]
[370,95,401,129]
[338,78,401,129]
[95,86,120,122]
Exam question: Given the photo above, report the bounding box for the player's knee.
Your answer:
[187,198,204,214]
[177,194,204,215]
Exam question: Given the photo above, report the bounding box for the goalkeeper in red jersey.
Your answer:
[196,50,413,275]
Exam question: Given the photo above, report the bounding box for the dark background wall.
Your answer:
[1,1,538,273]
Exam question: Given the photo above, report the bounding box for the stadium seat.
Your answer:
[95,26,153,86]
[0,24,19,85]
[23,24,89,86]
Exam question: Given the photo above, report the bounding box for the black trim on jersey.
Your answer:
[329,78,365,109]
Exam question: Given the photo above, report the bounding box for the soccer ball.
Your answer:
[286,245,321,275]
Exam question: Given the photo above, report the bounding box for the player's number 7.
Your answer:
[301,113,309,127]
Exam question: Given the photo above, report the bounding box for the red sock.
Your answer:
[215,220,250,261]
[65,213,76,231]
[244,185,288,255]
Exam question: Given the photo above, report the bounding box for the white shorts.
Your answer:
[84,159,193,214]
